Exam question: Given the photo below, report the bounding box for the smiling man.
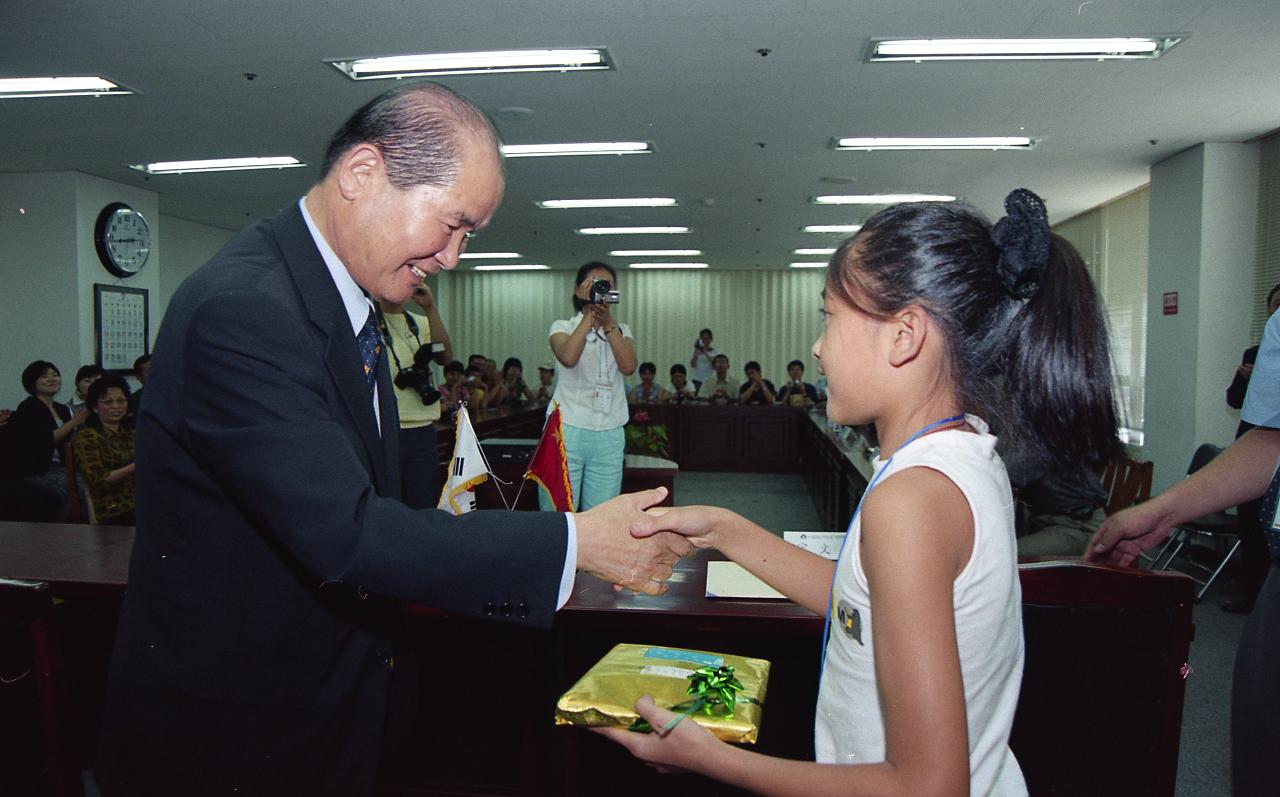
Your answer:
[94,82,689,796]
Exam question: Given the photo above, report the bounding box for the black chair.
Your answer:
[1148,444,1240,600]
[1011,562,1195,797]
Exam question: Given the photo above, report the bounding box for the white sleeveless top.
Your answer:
[814,415,1027,796]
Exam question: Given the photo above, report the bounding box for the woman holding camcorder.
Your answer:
[544,261,637,510]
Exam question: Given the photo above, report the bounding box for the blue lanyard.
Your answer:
[818,414,966,680]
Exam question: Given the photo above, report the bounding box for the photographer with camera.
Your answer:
[689,328,718,393]
[378,282,454,509]
[546,261,637,510]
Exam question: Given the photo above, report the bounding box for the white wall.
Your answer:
[0,170,236,408]
[1145,143,1259,491]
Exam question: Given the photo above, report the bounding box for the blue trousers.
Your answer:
[539,424,624,511]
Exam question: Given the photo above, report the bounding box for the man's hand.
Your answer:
[1085,499,1177,567]
[1238,362,1254,379]
[575,488,693,594]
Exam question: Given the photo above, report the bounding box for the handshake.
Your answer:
[573,487,694,594]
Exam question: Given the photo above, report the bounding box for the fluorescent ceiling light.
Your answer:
[459,252,521,259]
[628,262,708,270]
[128,156,305,175]
[0,76,133,99]
[803,224,862,234]
[814,194,956,205]
[329,48,613,79]
[502,142,652,158]
[793,248,837,255]
[537,198,677,209]
[577,226,690,235]
[610,249,702,257]
[472,264,549,271]
[833,136,1035,151]
[789,262,828,269]
[868,36,1183,62]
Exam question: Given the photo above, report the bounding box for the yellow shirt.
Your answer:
[381,310,442,427]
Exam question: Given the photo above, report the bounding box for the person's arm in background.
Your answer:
[51,406,88,445]
[1227,345,1258,410]
[412,283,453,366]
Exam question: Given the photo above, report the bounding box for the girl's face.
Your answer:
[813,289,887,425]
[640,370,655,384]
[35,368,61,397]
[506,366,522,382]
[93,387,129,426]
[445,370,462,386]
[671,372,686,388]
[76,374,101,398]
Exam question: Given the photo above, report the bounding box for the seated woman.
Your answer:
[629,362,666,404]
[498,357,536,406]
[8,360,87,519]
[73,375,137,524]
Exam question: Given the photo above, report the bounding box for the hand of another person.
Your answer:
[72,407,90,426]
[1238,362,1254,379]
[411,282,436,312]
[1085,499,1177,567]
[575,488,693,594]
[593,694,722,775]
[633,505,732,550]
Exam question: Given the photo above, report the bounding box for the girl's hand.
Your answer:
[593,695,722,775]
[632,505,729,549]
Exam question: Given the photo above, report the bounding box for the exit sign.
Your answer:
[1162,291,1179,315]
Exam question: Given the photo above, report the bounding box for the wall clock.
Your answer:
[94,202,152,277]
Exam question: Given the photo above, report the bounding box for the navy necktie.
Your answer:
[356,309,382,395]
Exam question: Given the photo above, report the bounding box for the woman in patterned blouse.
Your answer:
[73,375,136,524]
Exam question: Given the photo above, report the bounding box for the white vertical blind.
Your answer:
[1253,131,1280,341]
[1054,186,1150,443]
[435,269,828,390]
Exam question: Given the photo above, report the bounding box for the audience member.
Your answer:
[704,353,735,404]
[738,360,776,405]
[534,361,556,403]
[126,353,151,427]
[8,360,87,519]
[73,375,137,524]
[480,357,507,408]
[378,282,453,509]
[546,261,637,510]
[1222,282,1280,613]
[775,359,819,407]
[463,364,487,407]
[69,364,106,415]
[666,363,697,403]
[0,403,59,519]
[629,362,666,404]
[499,357,536,406]
[439,360,470,414]
[689,328,718,392]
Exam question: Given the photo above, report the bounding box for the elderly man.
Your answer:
[95,82,688,796]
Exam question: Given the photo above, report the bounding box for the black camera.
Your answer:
[393,342,443,405]
[590,278,620,305]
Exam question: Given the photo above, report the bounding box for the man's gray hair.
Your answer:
[320,81,500,189]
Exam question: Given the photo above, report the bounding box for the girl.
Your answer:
[600,190,1118,796]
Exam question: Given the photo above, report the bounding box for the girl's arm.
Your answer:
[611,468,974,797]
[637,505,833,614]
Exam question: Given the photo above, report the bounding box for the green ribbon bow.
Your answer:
[628,664,758,734]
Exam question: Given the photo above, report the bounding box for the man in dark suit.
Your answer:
[94,82,688,796]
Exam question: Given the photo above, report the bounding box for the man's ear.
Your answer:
[886,304,929,367]
[335,143,383,201]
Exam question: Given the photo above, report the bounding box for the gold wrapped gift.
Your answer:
[555,643,770,743]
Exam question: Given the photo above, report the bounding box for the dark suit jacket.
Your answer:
[96,203,568,796]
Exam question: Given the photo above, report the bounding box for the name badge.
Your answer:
[593,381,614,414]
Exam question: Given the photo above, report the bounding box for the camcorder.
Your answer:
[590,278,620,305]
[394,341,445,405]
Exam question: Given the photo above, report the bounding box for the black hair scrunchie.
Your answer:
[991,188,1051,300]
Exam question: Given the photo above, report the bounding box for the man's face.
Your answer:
[788,364,804,381]
[539,369,554,385]
[339,138,503,304]
[713,357,728,376]
[640,370,655,385]
[745,367,761,381]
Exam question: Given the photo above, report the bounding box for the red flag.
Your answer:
[525,403,574,511]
